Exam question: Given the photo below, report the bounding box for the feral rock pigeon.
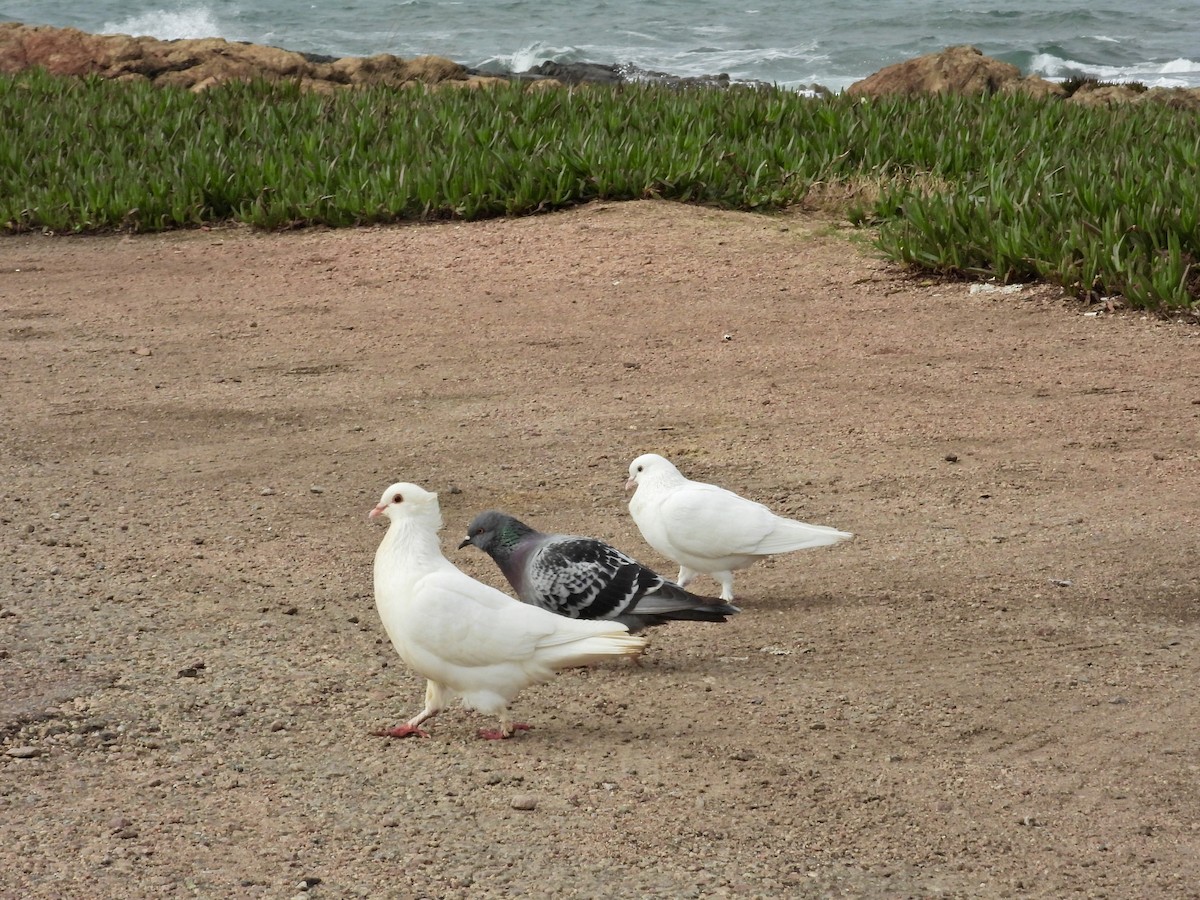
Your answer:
[458,510,739,632]
[625,453,852,601]
[370,482,646,740]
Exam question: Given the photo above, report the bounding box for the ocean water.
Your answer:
[3,1,1199,93]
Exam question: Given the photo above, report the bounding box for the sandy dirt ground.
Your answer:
[1,201,1198,899]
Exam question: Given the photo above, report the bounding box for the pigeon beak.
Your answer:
[368,504,386,519]
[457,536,471,549]
[624,476,637,492]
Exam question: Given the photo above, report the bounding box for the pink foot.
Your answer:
[372,724,430,739]
[477,723,532,741]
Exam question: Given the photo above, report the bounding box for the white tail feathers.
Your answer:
[537,631,646,669]
[754,519,853,555]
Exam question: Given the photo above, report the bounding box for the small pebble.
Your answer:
[944,453,959,463]
[510,794,538,811]
[260,487,276,496]
[6,745,40,758]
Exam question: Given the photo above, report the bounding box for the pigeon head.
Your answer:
[369,482,442,527]
[458,510,534,558]
[625,453,680,491]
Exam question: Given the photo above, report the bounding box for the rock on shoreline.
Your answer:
[0,22,502,92]
[0,22,777,93]
[846,44,1200,109]
[1,22,1197,107]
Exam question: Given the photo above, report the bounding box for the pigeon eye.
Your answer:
[636,465,643,472]
[392,493,403,504]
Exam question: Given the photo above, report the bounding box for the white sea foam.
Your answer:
[1161,57,1200,74]
[1028,52,1071,77]
[101,6,226,41]
[1032,51,1200,88]
[477,41,583,73]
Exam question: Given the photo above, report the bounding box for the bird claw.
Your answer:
[372,724,431,739]
[477,723,532,740]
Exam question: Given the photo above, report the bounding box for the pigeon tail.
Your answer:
[616,606,736,632]
[754,518,853,555]
[531,628,646,670]
[622,581,740,630]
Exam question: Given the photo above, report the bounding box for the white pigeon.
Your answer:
[369,481,646,740]
[625,453,852,601]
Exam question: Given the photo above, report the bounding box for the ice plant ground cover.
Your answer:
[2,70,1197,311]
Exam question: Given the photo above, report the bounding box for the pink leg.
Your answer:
[374,681,444,738]
[477,723,532,741]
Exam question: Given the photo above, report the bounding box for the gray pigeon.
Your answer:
[458,510,739,633]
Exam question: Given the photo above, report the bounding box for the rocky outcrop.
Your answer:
[0,22,754,92]
[515,60,767,91]
[1064,82,1146,108]
[0,22,504,92]
[1065,82,1200,111]
[3,23,1198,106]
[847,44,1200,108]
[848,45,1065,100]
[1139,86,1200,111]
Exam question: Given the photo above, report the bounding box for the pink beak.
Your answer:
[624,477,636,492]
[368,504,385,519]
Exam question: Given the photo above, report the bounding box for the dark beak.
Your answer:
[457,537,472,550]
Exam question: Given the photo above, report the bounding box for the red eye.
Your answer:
[392,493,403,504]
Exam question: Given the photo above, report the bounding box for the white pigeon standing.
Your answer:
[369,481,645,740]
[625,453,852,601]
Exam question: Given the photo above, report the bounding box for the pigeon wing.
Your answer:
[528,537,653,620]
[404,567,561,668]
[658,482,779,558]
